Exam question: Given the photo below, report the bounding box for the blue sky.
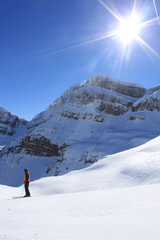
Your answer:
[1,0,160,120]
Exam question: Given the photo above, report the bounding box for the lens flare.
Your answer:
[153,0,160,27]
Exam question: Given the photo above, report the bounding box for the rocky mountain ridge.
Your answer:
[0,107,27,146]
[0,74,160,186]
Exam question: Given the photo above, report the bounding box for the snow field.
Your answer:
[0,184,160,240]
[1,136,160,240]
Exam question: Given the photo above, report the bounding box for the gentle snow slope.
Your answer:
[1,136,160,240]
[1,185,160,240]
[30,135,160,195]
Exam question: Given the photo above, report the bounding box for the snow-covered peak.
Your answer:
[133,90,160,112]
[0,107,27,122]
[32,73,146,125]
[0,106,27,145]
[86,74,143,88]
[85,74,146,98]
[149,85,160,93]
[0,107,6,112]
[0,107,9,114]
[152,90,160,98]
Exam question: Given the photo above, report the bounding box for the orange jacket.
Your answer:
[24,171,30,183]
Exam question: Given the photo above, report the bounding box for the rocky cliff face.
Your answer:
[85,74,146,98]
[0,107,27,146]
[1,74,160,186]
[132,91,160,112]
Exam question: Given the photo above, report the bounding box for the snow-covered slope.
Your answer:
[28,135,160,194]
[1,184,160,240]
[1,74,160,185]
[1,136,160,240]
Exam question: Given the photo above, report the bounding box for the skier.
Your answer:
[24,168,31,197]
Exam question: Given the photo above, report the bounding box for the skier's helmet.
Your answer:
[24,168,28,172]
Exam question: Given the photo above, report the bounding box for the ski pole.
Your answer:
[20,184,25,197]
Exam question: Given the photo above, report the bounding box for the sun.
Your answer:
[118,14,141,44]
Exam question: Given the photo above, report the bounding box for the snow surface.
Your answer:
[1,136,160,240]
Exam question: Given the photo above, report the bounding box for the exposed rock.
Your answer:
[0,107,27,128]
[0,107,27,141]
[149,85,160,92]
[21,135,60,157]
[5,135,60,157]
[97,95,133,116]
[84,151,98,164]
[0,127,14,136]
[60,110,104,122]
[130,115,145,121]
[86,74,146,98]
[132,91,160,112]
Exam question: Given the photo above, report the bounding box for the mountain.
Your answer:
[0,107,27,146]
[0,74,160,186]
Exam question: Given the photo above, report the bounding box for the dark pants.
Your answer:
[25,181,30,196]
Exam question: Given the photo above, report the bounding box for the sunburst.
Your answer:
[32,0,160,73]
[118,14,141,44]
[97,0,160,73]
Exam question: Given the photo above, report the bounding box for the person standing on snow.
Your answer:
[24,168,31,197]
